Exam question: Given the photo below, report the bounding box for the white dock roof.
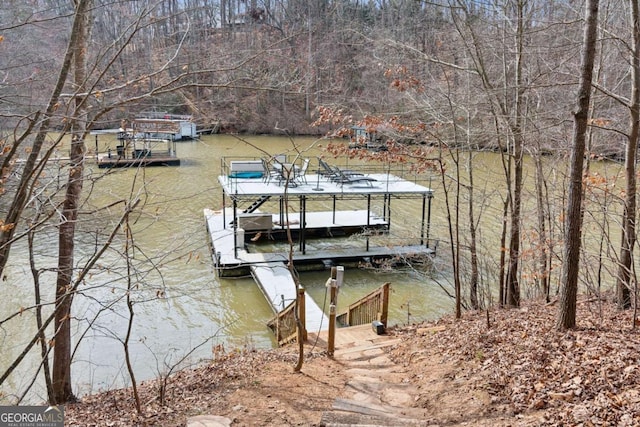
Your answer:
[219,173,433,197]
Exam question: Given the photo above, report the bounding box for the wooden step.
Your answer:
[320,410,425,426]
[321,397,426,426]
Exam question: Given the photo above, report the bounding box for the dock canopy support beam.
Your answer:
[366,195,371,252]
[421,193,426,246]
[426,191,433,247]
[299,195,307,254]
[384,194,392,231]
[233,198,238,258]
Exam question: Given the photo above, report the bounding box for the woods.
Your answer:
[1,0,639,413]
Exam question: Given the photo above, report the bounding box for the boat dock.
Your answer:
[91,123,181,168]
[204,156,435,340]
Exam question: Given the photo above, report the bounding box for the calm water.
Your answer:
[0,135,453,403]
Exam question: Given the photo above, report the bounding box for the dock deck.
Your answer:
[205,208,432,274]
[250,262,329,332]
[96,153,180,168]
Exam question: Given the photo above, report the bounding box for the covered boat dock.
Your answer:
[204,155,435,340]
[206,156,435,276]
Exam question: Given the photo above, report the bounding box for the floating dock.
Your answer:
[205,156,435,338]
[96,152,181,168]
[91,129,181,168]
[204,208,432,275]
[250,262,329,332]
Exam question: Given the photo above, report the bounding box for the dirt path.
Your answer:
[319,327,426,426]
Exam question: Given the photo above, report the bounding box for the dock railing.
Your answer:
[220,155,434,186]
[336,282,390,327]
[266,286,307,346]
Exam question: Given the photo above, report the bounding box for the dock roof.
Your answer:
[219,173,433,198]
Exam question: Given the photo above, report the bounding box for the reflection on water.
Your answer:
[0,135,452,403]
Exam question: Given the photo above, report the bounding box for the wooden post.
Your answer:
[298,285,307,341]
[379,282,390,327]
[327,267,338,357]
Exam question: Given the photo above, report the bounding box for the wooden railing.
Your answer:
[266,287,306,346]
[336,282,390,327]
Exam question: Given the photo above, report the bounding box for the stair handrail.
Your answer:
[336,282,390,327]
[266,286,306,346]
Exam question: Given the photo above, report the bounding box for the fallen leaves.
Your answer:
[390,295,640,426]
[65,295,640,426]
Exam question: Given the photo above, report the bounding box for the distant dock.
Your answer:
[91,123,182,168]
[96,152,180,168]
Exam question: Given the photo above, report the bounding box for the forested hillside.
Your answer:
[1,0,628,156]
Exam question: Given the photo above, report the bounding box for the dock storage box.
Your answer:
[238,214,272,231]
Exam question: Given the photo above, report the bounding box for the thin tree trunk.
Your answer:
[0,8,83,275]
[616,0,640,310]
[467,142,479,310]
[557,0,599,330]
[534,150,550,302]
[505,0,526,308]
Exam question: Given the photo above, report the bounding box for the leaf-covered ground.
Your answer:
[66,296,640,426]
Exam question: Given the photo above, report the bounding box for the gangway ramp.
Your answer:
[250,262,329,333]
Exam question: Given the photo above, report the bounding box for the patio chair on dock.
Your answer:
[295,158,310,184]
[262,158,282,185]
[334,168,377,187]
[318,158,363,181]
[317,158,376,186]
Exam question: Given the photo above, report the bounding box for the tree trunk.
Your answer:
[534,149,550,302]
[557,0,599,330]
[616,0,640,310]
[467,134,479,310]
[52,0,91,404]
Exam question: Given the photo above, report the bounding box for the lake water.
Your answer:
[0,135,454,403]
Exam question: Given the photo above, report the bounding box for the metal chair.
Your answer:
[295,158,310,184]
[262,158,282,185]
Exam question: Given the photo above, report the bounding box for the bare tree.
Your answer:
[557,0,600,330]
[614,0,640,310]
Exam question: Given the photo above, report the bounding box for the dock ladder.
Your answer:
[243,195,271,213]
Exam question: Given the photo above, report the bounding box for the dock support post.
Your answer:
[332,196,336,223]
[366,195,371,252]
[426,190,433,248]
[387,194,391,231]
[383,194,389,223]
[327,266,343,357]
[299,195,307,254]
[222,191,227,229]
[233,198,238,258]
[420,193,426,246]
[279,196,284,228]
